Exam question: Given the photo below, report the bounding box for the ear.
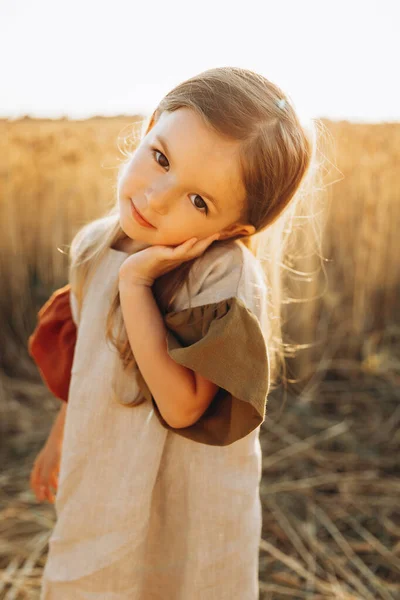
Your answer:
[218,223,256,241]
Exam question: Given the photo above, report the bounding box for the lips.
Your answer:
[130,199,156,228]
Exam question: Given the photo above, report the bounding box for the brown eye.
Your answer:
[152,148,169,169]
[189,194,208,215]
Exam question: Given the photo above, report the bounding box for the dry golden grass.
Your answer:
[1,370,399,599]
[0,116,399,598]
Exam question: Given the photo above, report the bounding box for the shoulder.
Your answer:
[172,239,267,319]
[157,239,270,446]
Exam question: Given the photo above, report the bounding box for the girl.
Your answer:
[29,66,314,599]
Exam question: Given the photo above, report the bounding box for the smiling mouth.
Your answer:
[130,199,156,228]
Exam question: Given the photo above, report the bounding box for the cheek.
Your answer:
[121,150,151,190]
[163,216,211,242]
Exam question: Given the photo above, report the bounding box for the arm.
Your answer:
[118,281,218,429]
[48,400,67,449]
[30,401,67,503]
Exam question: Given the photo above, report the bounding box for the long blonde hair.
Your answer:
[69,66,320,389]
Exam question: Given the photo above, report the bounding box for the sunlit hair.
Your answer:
[69,66,325,397]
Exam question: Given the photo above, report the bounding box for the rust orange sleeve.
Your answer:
[28,284,77,402]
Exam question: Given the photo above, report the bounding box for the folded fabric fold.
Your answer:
[136,296,270,446]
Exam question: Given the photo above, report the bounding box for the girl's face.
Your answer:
[117,108,255,249]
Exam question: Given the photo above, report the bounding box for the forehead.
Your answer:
[150,108,246,208]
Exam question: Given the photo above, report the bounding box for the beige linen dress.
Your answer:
[40,235,270,600]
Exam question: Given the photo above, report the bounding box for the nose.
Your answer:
[146,180,175,215]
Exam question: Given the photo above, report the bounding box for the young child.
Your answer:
[29,66,314,599]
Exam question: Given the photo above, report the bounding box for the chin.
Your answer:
[118,215,132,239]
[119,202,140,237]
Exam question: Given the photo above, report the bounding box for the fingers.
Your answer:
[50,470,59,490]
[30,458,59,504]
[201,233,220,246]
[177,233,220,254]
[46,486,56,504]
[189,233,220,254]
[30,461,43,501]
[195,233,221,246]
[35,480,57,503]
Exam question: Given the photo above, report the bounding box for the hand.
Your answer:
[118,233,221,287]
[30,439,62,504]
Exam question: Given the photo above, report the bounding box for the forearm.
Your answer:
[47,401,67,450]
[118,281,197,428]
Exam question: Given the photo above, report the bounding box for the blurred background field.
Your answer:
[0,115,399,598]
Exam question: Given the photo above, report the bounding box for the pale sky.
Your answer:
[1,0,399,123]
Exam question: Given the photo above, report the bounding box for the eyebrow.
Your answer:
[154,134,220,210]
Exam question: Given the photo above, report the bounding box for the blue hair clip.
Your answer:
[277,98,286,110]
